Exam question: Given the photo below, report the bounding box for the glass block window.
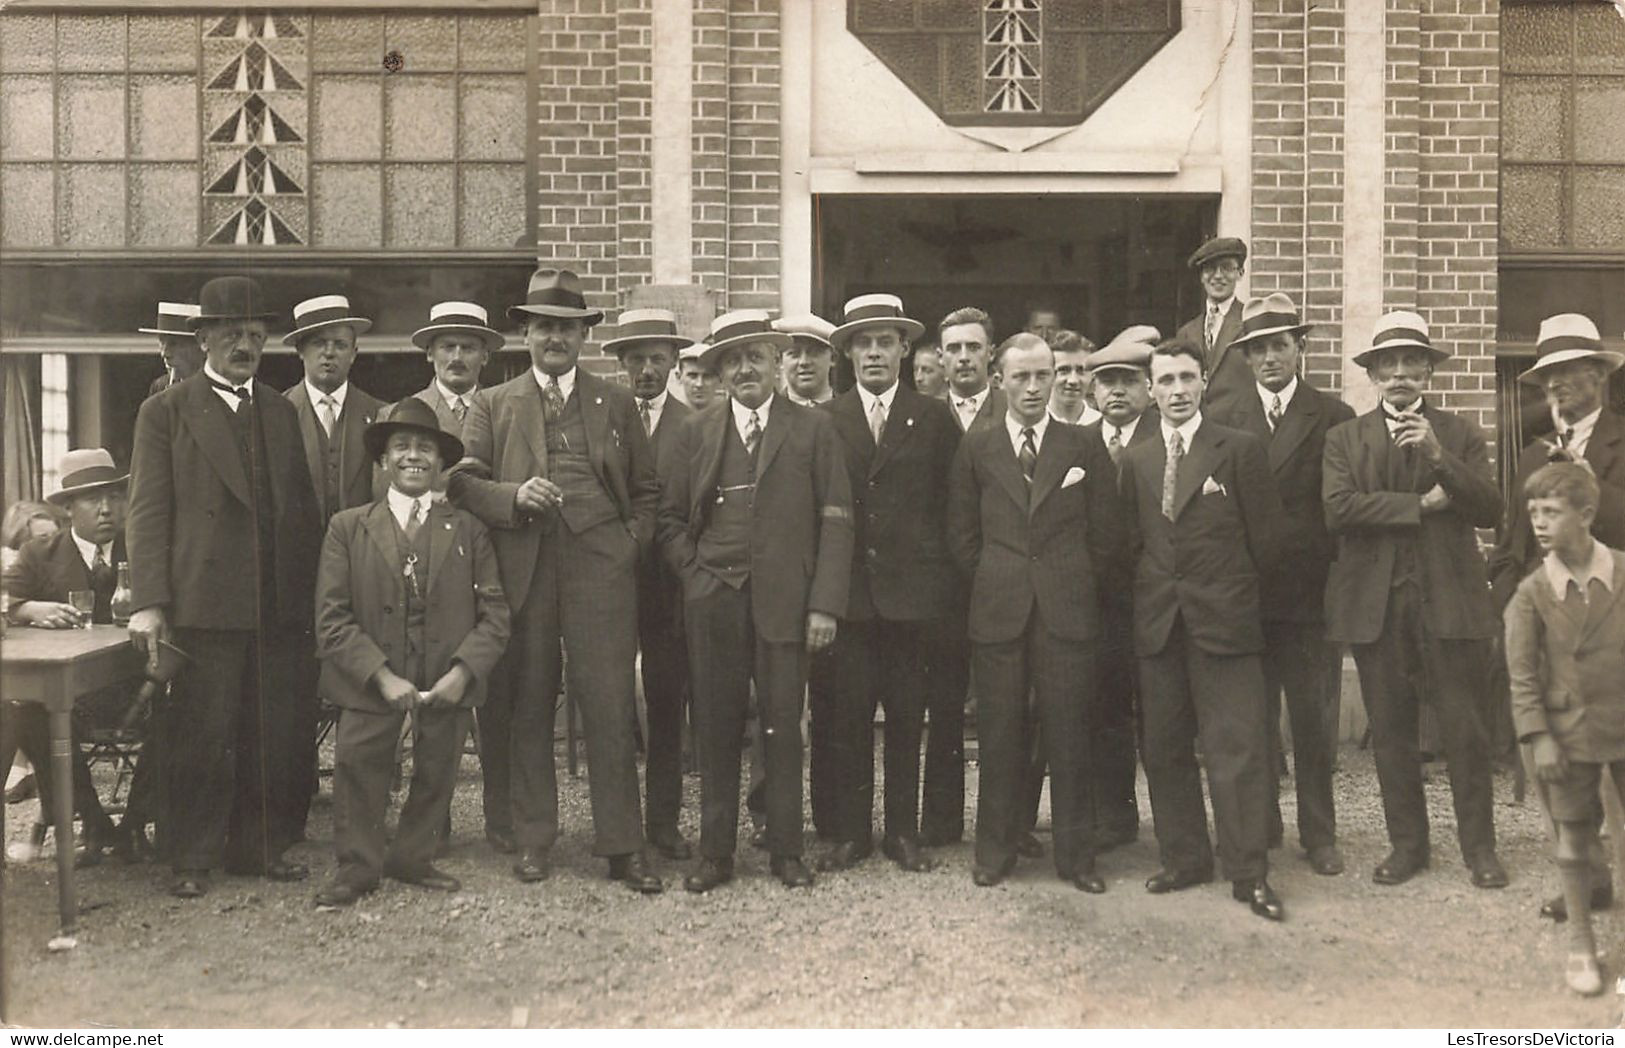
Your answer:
[1502,0,1625,254]
[0,10,530,251]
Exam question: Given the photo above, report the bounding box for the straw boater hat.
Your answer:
[772,313,837,351]
[1353,310,1450,368]
[1518,313,1625,385]
[697,310,790,370]
[138,302,201,338]
[364,396,464,467]
[1188,236,1248,270]
[1087,325,1161,375]
[507,268,604,326]
[602,308,688,358]
[412,301,505,352]
[47,448,128,507]
[188,275,277,329]
[828,294,925,351]
[1228,293,1313,350]
[281,294,373,347]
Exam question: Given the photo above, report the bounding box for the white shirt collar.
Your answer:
[436,379,476,409]
[533,366,576,403]
[1381,396,1425,432]
[638,388,668,428]
[70,529,110,571]
[386,486,431,532]
[731,393,774,441]
[1257,376,1298,417]
[788,389,832,407]
[1207,295,1235,317]
[857,381,899,416]
[202,361,250,408]
[952,386,989,416]
[1161,411,1203,448]
[1005,410,1051,456]
[1048,399,1097,425]
[1553,405,1603,455]
[305,379,348,413]
[1546,538,1615,598]
[1103,414,1143,446]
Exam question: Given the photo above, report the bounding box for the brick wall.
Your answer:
[725,0,781,310]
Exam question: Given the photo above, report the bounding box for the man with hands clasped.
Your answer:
[312,399,509,907]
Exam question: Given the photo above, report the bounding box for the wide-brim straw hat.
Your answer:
[698,310,790,370]
[602,308,688,357]
[1352,310,1450,368]
[1518,313,1625,384]
[828,294,924,350]
[412,301,505,352]
[138,301,200,338]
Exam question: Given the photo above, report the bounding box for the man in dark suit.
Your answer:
[657,310,854,892]
[1323,310,1507,889]
[941,306,1006,435]
[127,275,323,898]
[2,448,131,863]
[817,294,960,874]
[1122,338,1286,921]
[406,300,504,443]
[451,268,662,893]
[141,302,204,397]
[281,293,387,837]
[1488,312,1625,920]
[1211,294,1355,876]
[1174,237,1249,420]
[607,306,694,861]
[947,333,1126,890]
[312,400,509,906]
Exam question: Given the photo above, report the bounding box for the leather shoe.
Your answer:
[881,836,934,873]
[1069,867,1106,894]
[1307,845,1345,876]
[1016,832,1045,859]
[387,863,460,892]
[1233,878,1284,921]
[771,855,815,888]
[513,850,550,883]
[1145,867,1212,894]
[1469,853,1508,889]
[485,828,517,854]
[315,879,376,907]
[608,852,664,894]
[684,857,734,893]
[170,872,209,899]
[264,859,310,882]
[816,839,872,872]
[648,827,693,861]
[1542,881,1614,922]
[1372,850,1429,886]
[972,858,1014,887]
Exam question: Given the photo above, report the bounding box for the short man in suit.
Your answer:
[127,275,323,898]
[1489,313,1625,920]
[1122,338,1286,921]
[1174,236,1250,420]
[141,302,203,397]
[606,307,695,861]
[778,313,837,407]
[678,341,723,410]
[451,268,662,893]
[1211,293,1355,876]
[657,310,854,892]
[941,307,1006,435]
[818,294,961,874]
[1323,311,1507,889]
[312,399,509,906]
[2,448,131,863]
[948,333,1126,890]
[1048,330,1101,426]
[407,300,504,443]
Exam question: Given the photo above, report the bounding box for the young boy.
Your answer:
[312,398,509,906]
[1505,462,1625,995]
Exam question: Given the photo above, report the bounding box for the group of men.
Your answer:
[12,232,1620,932]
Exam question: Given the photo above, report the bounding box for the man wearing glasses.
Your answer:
[1175,237,1251,419]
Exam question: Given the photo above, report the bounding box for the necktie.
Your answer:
[638,397,652,436]
[1107,430,1123,465]
[1162,429,1184,520]
[1206,303,1221,350]
[1268,393,1283,432]
[542,375,564,422]
[318,395,337,437]
[1561,426,1576,449]
[451,397,468,423]
[90,547,114,597]
[744,411,761,455]
[1019,427,1037,481]
[957,399,975,428]
[869,397,887,446]
[209,378,251,411]
[403,498,423,542]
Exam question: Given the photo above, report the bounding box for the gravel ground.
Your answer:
[0,742,1612,1029]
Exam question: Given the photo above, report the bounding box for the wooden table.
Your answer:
[2,625,142,935]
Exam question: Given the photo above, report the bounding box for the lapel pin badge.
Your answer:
[906,417,915,427]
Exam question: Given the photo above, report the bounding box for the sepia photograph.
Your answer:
[0,0,1623,1032]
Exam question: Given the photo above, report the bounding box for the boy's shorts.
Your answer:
[1550,759,1625,823]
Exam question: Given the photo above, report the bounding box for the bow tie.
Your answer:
[208,377,251,400]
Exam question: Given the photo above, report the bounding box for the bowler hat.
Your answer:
[1229,293,1313,350]
[698,310,790,370]
[1187,236,1248,270]
[507,268,604,325]
[1353,310,1450,368]
[47,448,128,507]
[365,396,465,466]
[138,302,200,338]
[412,301,506,352]
[602,308,687,358]
[829,295,925,351]
[1519,313,1625,385]
[189,276,277,330]
[282,294,373,347]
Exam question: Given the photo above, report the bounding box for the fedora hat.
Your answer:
[601,308,687,358]
[1188,236,1248,270]
[828,295,925,351]
[1519,313,1625,384]
[698,310,790,370]
[1087,325,1161,375]
[1353,310,1449,368]
[365,396,464,467]
[138,301,200,338]
[412,301,505,352]
[189,275,278,330]
[47,448,128,507]
[281,294,373,347]
[507,268,604,325]
[1229,293,1313,350]
[773,313,838,351]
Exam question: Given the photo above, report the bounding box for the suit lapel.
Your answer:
[1207,300,1243,376]
[340,393,376,495]
[182,377,253,507]
[690,405,728,527]
[1586,408,1623,481]
[361,500,403,574]
[1269,386,1319,473]
[425,499,456,594]
[1171,422,1223,520]
[576,372,612,480]
[287,383,326,509]
[513,378,551,477]
[51,532,92,593]
[871,388,916,478]
[1027,425,1070,515]
[983,427,1031,514]
[755,397,790,479]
